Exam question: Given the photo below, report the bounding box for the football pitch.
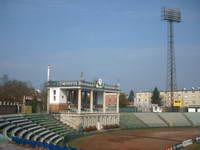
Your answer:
[69,128,200,150]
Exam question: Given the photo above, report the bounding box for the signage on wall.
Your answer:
[96,78,104,88]
[182,139,193,147]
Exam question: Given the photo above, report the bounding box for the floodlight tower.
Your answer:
[161,7,181,108]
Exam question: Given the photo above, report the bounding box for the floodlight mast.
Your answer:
[161,7,181,110]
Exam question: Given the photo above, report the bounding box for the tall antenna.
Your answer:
[161,7,181,108]
[47,65,51,81]
[80,72,84,80]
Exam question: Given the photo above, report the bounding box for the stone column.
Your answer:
[65,90,68,106]
[116,93,119,113]
[47,89,50,113]
[90,90,93,113]
[103,92,106,113]
[77,89,82,114]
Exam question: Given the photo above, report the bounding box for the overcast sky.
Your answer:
[0,0,199,93]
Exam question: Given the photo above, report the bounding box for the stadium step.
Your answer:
[3,124,16,137]
[40,132,57,142]
[11,127,22,137]
[0,122,10,128]
[53,137,63,145]
[157,113,170,127]
[182,113,194,126]
[46,135,60,144]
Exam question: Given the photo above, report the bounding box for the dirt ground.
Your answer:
[70,128,200,150]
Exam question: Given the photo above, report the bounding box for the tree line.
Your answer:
[119,90,135,107]
[119,88,162,108]
[0,75,47,112]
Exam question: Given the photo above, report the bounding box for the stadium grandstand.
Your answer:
[0,113,82,146]
[119,112,200,128]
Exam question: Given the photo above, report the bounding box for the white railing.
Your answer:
[46,80,120,91]
[59,113,120,129]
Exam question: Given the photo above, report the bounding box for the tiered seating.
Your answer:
[1,115,32,138]
[46,134,60,144]
[33,130,52,141]
[158,113,192,127]
[24,114,81,144]
[184,113,200,126]
[3,124,16,136]
[54,137,64,145]
[18,124,38,138]
[120,113,147,129]
[0,121,10,128]
[11,127,22,137]
[25,127,46,140]
[134,113,168,127]
[0,115,24,137]
[0,113,82,146]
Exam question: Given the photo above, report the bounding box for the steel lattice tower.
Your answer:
[161,7,181,107]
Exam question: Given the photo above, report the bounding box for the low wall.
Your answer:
[58,113,120,129]
[0,105,18,115]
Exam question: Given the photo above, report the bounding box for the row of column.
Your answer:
[77,89,119,114]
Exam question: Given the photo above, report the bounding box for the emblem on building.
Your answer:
[96,78,104,88]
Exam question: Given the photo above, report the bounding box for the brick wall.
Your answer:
[49,103,68,112]
[106,94,117,105]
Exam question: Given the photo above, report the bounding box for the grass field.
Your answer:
[69,128,200,150]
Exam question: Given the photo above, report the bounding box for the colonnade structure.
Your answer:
[46,79,121,129]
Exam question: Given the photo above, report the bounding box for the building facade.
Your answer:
[46,79,121,129]
[46,79,120,113]
[135,88,200,112]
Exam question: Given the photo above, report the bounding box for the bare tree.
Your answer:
[0,80,35,104]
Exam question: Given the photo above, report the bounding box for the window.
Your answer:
[53,90,56,95]
[54,96,56,101]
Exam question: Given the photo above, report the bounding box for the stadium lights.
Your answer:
[161,7,181,22]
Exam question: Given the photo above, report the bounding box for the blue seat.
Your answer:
[70,147,77,150]
[48,143,56,149]
[11,136,81,150]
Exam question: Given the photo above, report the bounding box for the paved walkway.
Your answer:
[0,139,29,150]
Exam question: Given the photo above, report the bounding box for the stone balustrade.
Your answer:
[59,113,120,129]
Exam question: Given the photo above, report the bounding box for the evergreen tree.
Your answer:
[151,87,162,106]
[128,90,134,102]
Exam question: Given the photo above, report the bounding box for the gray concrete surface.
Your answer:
[0,139,29,150]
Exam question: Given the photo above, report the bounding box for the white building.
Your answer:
[135,88,200,112]
[46,78,121,129]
